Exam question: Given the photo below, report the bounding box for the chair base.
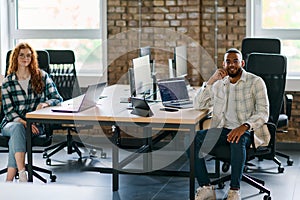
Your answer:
[210,173,271,199]
[256,154,290,173]
[276,151,294,166]
[44,133,84,159]
[43,132,106,165]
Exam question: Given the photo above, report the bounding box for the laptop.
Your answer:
[51,82,106,113]
[157,78,193,109]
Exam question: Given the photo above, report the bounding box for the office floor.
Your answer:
[0,136,300,200]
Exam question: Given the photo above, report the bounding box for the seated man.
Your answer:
[191,48,270,200]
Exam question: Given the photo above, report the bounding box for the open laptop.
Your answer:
[157,78,193,109]
[51,82,106,113]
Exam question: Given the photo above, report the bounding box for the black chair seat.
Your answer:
[0,135,9,148]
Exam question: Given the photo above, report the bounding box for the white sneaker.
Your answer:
[227,189,241,200]
[195,185,216,200]
[18,169,28,183]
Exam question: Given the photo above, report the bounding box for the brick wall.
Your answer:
[107,0,246,84]
[106,0,299,142]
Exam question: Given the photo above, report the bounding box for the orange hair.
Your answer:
[7,42,44,94]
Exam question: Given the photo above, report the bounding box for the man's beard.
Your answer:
[228,67,242,78]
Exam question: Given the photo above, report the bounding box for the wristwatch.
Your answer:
[243,123,250,130]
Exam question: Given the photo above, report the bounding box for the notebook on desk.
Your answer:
[157,78,193,109]
[51,82,106,113]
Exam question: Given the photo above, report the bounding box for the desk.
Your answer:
[26,84,208,200]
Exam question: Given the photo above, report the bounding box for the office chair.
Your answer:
[43,50,106,165]
[245,53,288,173]
[206,53,286,200]
[0,50,57,183]
[242,37,293,167]
[241,38,281,64]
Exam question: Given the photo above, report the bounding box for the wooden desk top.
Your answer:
[26,84,208,125]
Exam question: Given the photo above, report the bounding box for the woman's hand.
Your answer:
[36,103,49,110]
[31,124,40,135]
[19,119,40,134]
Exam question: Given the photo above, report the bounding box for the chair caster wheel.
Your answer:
[101,152,107,159]
[50,174,57,182]
[222,162,230,172]
[278,166,284,173]
[43,152,48,158]
[287,159,293,166]
[46,158,51,166]
[89,149,97,156]
[264,195,271,200]
[218,182,225,189]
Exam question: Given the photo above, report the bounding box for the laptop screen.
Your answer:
[79,82,106,111]
[158,78,189,103]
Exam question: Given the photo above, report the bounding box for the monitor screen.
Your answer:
[132,55,152,94]
[175,45,187,77]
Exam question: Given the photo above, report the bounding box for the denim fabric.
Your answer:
[188,128,251,189]
[2,122,44,168]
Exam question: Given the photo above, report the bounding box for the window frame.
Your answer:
[0,0,107,86]
[247,0,300,91]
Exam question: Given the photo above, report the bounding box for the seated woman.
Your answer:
[0,43,63,182]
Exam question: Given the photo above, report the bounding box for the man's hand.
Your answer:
[207,68,228,85]
[227,125,248,143]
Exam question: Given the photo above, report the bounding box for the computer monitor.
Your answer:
[139,46,151,58]
[132,55,152,95]
[174,45,187,77]
[139,46,155,74]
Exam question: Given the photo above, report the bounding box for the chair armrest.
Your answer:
[250,122,276,151]
[199,111,212,130]
[266,122,276,147]
[285,94,293,119]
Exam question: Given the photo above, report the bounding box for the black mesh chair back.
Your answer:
[46,49,81,100]
[241,38,281,65]
[246,53,286,125]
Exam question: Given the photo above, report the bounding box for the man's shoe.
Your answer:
[18,169,28,183]
[195,185,216,200]
[227,189,241,200]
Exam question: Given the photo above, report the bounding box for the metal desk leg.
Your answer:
[112,144,119,191]
[143,127,152,171]
[112,125,119,191]
[26,120,33,182]
[190,128,195,200]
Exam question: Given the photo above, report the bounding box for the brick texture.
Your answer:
[106,0,300,142]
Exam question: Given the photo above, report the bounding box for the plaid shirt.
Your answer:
[1,70,63,128]
[194,69,270,147]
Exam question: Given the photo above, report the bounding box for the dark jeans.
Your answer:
[188,128,251,189]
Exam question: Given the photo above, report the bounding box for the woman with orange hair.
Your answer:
[0,43,63,182]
